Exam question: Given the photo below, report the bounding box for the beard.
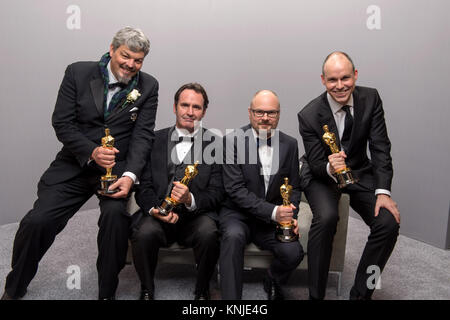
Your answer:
[116,74,131,85]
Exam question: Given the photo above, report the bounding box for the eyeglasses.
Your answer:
[251,109,279,118]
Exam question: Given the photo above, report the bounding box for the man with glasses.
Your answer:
[219,90,304,300]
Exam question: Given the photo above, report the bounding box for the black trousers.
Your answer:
[130,212,220,296]
[304,179,399,299]
[4,169,131,299]
[219,211,304,300]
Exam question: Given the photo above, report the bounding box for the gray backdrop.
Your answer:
[0,0,449,249]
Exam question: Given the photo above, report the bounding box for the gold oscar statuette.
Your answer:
[322,124,358,188]
[157,161,200,216]
[98,128,118,195]
[275,177,299,243]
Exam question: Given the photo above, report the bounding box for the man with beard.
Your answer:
[2,27,159,300]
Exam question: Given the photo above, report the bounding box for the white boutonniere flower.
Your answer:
[121,89,141,110]
[127,89,141,103]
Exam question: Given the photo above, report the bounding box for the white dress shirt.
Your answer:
[88,62,137,183]
[326,94,391,197]
[251,128,279,222]
[172,126,199,211]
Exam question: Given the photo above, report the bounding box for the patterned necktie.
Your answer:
[340,105,353,151]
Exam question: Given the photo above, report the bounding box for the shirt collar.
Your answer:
[327,93,354,115]
[175,123,202,139]
[107,61,118,85]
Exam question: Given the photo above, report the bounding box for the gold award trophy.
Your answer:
[322,125,358,188]
[276,177,299,242]
[157,161,199,216]
[98,128,118,195]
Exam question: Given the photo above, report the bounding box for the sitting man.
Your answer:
[130,83,223,300]
[219,90,304,300]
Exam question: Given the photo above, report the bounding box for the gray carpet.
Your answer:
[0,208,449,300]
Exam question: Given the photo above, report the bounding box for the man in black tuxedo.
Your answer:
[130,83,223,300]
[297,51,400,300]
[2,27,159,300]
[219,90,304,300]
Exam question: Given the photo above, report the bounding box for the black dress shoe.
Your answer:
[140,290,154,300]
[194,289,210,300]
[349,287,370,300]
[99,296,115,300]
[1,292,15,300]
[263,274,285,300]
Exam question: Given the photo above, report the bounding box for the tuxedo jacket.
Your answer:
[134,126,224,221]
[221,124,301,224]
[297,86,393,191]
[40,60,159,185]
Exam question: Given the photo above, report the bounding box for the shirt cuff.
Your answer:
[375,189,391,197]
[122,171,137,184]
[184,193,197,211]
[326,162,338,183]
[271,205,278,222]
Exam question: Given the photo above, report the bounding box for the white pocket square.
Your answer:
[129,107,139,112]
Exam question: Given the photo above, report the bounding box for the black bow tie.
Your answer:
[256,136,272,148]
[177,136,195,143]
[108,82,126,90]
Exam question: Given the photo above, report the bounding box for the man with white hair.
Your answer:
[2,27,159,300]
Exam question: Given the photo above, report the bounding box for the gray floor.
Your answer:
[0,208,449,300]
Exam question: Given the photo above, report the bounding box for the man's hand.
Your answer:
[276,204,299,235]
[104,176,133,198]
[292,218,299,235]
[275,204,296,224]
[91,146,119,169]
[375,194,400,224]
[170,182,192,206]
[150,208,179,224]
[328,151,347,174]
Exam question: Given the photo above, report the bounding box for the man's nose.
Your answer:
[125,59,135,70]
[187,106,194,115]
[336,80,344,89]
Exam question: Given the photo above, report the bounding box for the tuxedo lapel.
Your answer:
[349,88,363,153]
[243,126,265,197]
[317,93,342,150]
[268,130,282,189]
[90,77,104,117]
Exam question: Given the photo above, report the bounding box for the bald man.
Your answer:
[298,52,400,300]
[219,90,304,300]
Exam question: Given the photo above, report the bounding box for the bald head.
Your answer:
[322,51,355,76]
[321,51,358,105]
[248,89,280,133]
[250,90,280,109]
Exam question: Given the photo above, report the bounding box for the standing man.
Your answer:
[220,90,304,300]
[2,27,159,300]
[298,51,400,300]
[130,83,223,300]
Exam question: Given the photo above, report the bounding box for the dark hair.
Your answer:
[322,51,355,76]
[174,83,209,109]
